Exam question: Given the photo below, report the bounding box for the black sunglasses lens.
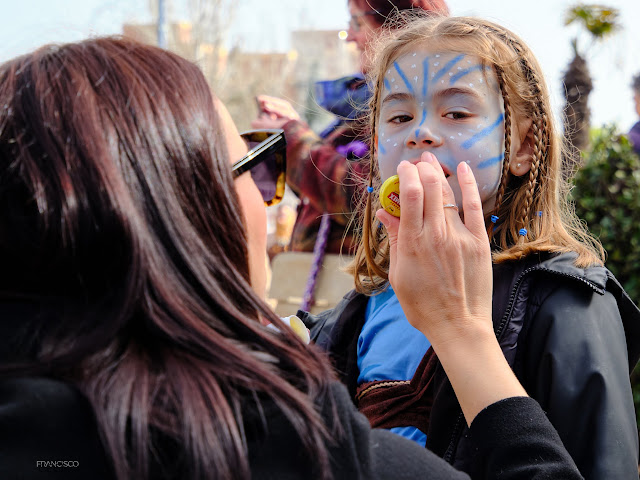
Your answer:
[245,138,278,202]
[253,157,278,202]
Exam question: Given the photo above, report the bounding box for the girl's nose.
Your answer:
[406,126,443,148]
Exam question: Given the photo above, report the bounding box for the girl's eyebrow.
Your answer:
[433,87,482,101]
[381,92,414,106]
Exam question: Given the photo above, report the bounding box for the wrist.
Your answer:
[426,314,495,355]
[430,322,528,425]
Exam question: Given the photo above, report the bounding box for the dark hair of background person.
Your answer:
[350,0,450,25]
[0,37,337,480]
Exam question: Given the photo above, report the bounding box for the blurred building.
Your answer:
[122,21,359,255]
[122,22,358,131]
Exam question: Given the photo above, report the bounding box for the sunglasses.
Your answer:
[232,129,286,206]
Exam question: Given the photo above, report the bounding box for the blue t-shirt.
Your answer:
[357,286,431,446]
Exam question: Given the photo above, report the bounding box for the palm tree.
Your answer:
[562,4,619,170]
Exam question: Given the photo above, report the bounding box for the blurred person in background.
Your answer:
[629,73,640,155]
[252,0,449,255]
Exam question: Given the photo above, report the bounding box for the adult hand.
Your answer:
[376,152,492,347]
[251,113,290,130]
[255,95,301,121]
[376,152,527,424]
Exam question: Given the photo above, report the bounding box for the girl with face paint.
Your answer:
[303,16,640,479]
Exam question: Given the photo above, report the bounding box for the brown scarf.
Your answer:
[355,347,439,434]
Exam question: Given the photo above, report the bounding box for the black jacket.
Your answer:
[0,298,584,480]
[300,252,640,479]
[0,377,583,480]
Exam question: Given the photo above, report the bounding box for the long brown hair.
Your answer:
[351,15,604,293]
[0,38,336,479]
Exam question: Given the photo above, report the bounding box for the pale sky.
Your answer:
[2,0,639,130]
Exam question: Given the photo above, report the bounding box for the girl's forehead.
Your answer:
[382,47,499,99]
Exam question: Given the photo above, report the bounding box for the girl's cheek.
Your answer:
[377,129,404,179]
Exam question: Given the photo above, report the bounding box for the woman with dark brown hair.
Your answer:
[0,37,582,480]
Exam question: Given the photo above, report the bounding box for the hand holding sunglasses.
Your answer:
[232,129,286,206]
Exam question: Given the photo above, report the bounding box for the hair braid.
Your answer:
[518,114,542,241]
[490,65,512,240]
[484,23,551,243]
[516,58,549,241]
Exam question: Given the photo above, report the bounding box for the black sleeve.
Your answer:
[468,396,583,479]
[521,287,639,479]
[325,383,583,480]
[0,377,113,479]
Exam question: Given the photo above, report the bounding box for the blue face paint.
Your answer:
[450,65,487,85]
[419,109,427,126]
[431,54,465,84]
[461,113,505,149]
[422,59,429,97]
[393,61,414,94]
[477,152,505,169]
[377,50,506,214]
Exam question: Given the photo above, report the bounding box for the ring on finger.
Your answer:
[443,203,459,212]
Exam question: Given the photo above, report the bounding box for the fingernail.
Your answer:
[459,162,469,173]
[375,209,387,226]
[424,152,436,164]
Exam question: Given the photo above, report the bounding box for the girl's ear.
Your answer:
[509,118,534,177]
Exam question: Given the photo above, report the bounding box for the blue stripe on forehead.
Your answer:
[422,59,429,97]
[431,54,465,84]
[449,65,487,85]
[477,152,505,169]
[393,62,414,94]
[384,78,391,91]
[461,113,505,149]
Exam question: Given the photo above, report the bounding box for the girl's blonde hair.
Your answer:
[351,15,604,294]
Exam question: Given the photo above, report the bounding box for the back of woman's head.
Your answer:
[0,37,247,308]
[0,37,335,480]
[350,0,449,26]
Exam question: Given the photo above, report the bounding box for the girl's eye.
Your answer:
[389,114,413,124]
[444,111,471,120]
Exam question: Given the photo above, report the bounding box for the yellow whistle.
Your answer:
[379,175,400,217]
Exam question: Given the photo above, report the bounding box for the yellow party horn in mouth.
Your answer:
[379,175,400,217]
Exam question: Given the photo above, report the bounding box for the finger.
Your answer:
[457,162,486,238]
[256,95,272,110]
[397,161,425,239]
[422,152,459,222]
[415,160,444,230]
[422,152,456,204]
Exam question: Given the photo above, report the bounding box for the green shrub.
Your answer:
[571,124,640,428]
